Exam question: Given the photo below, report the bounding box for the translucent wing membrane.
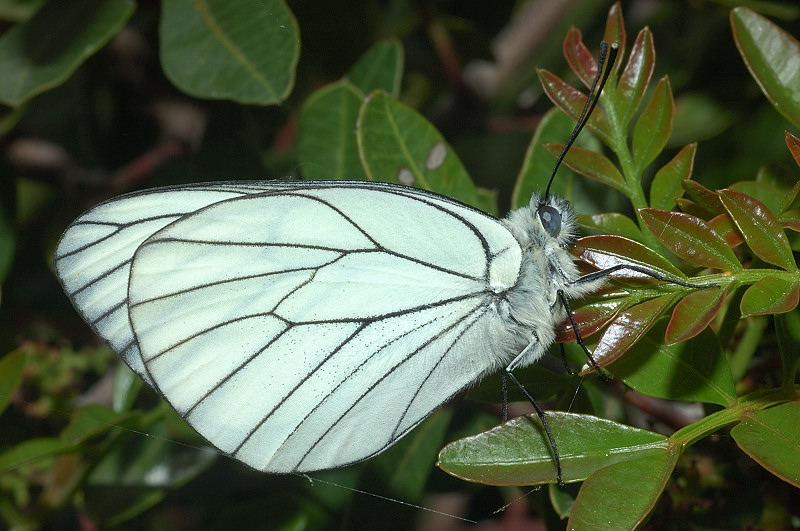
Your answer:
[55,181,525,472]
[54,183,278,385]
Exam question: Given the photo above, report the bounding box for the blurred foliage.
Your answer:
[1,0,800,529]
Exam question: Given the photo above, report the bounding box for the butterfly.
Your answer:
[56,42,698,483]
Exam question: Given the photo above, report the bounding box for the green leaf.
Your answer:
[567,451,677,530]
[513,108,602,212]
[468,364,570,404]
[775,307,800,388]
[160,0,299,104]
[357,90,484,209]
[0,186,15,282]
[60,405,136,445]
[611,321,736,406]
[297,81,365,181]
[639,208,742,270]
[437,412,667,486]
[297,40,405,182]
[731,7,800,129]
[345,38,404,96]
[632,77,674,175]
[666,286,728,345]
[0,0,135,106]
[577,213,643,241]
[0,350,24,417]
[616,27,655,129]
[740,276,799,317]
[719,189,796,271]
[731,402,800,487]
[0,438,74,473]
[649,143,696,211]
[543,144,625,192]
[371,410,450,501]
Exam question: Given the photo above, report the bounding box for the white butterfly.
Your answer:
[54,180,604,474]
[56,42,673,482]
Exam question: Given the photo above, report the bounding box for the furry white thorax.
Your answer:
[498,193,605,370]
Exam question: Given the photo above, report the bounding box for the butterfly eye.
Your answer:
[538,205,561,237]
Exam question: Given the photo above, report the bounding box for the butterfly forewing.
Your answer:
[54,183,283,385]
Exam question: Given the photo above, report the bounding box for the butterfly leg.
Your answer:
[502,367,563,485]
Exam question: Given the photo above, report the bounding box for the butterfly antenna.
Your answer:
[544,41,619,199]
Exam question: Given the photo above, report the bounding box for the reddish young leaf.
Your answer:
[639,208,741,271]
[537,69,613,145]
[632,77,674,174]
[708,213,745,247]
[683,180,725,215]
[780,209,800,233]
[616,27,654,128]
[650,143,697,211]
[719,189,796,271]
[741,276,799,317]
[603,1,626,76]
[543,143,624,191]
[666,286,728,345]
[563,26,596,88]
[676,198,715,220]
[786,130,800,167]
[556,299,625,342]
[584,294,679,370]
[574,235,686,280]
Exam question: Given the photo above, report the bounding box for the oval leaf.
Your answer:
[731,402,800,487]
[513,109,602,211]
[567,451,677,530]
[345,38,404,96]
[731,7,800,129]
[160,0,300,104]
[639,208,741,271]
[740,276,799,317]
[719,189,796,271]
[611,321,736,406]
[437,412,667,486]
[297,82,366,181]
[357,91,483,208]
[0,0,135,106]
